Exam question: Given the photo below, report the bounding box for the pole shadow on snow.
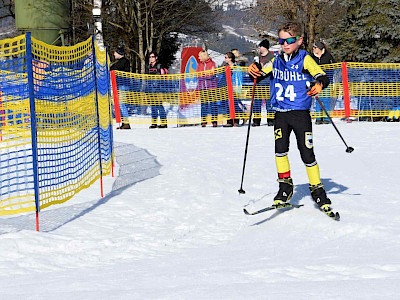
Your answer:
[0,142,161,234]
[250,178,354,226]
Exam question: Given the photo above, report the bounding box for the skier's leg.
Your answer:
[274,112,293,204]
[291,111,331,209]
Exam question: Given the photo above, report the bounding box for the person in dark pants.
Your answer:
[310,41,336,124]
[248,21,338,218]
[196,50,218,127]
[146,52,167,128]
[110,46,131,129]
[253,39,275,127]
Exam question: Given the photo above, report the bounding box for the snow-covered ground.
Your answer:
[1,121,400,299]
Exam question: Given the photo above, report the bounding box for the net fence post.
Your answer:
[26,32,40,231]
[92,36,104,198]
[105,48,115,177]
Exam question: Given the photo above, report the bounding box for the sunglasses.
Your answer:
[278,36,300,45]
[150,55,155,58]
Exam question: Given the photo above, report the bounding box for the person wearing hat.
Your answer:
[252,39,276,127]
[310,41,336,124]
[110,46,132,129]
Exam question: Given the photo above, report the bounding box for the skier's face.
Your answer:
[278,31,303,55]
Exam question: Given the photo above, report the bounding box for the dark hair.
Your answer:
[225,51,235,63]
[149,51,158,58]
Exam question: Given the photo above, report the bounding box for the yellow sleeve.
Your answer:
[304,55,326,78]
[261,57,275,75]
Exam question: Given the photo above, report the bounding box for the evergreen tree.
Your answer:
[329,0,400,63]
[158,33,179,69]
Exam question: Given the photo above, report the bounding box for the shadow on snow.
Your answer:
[0,142,161,234]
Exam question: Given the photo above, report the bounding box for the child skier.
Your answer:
[248,21,336,218]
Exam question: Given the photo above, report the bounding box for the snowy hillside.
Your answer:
[214,0,256,10]
[1,121,400,298]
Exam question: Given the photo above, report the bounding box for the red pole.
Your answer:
[341,62,351,121]
[36,211,39,231]
[110,70,122,124]
[225,66,236,125]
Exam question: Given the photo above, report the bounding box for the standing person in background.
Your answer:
[110,46,131,129]
[223,51,244,127]
[310,41,336,125]
[231,49,248,67]
[253,39,275,127]
[230,49,249,125]
[311,41,335,65]
[197,50,218,127]
[146,52,167,129]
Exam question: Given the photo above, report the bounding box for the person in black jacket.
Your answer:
[253,39,275,127]
[310,41,335,65]
[146,52,167,128]
[310,41,336,124]
[110,46,131,129]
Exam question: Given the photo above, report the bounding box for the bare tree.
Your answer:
[253,0,337,52]
[0,0,14,20]
[68,0,218,72]
[0,0,16,38]
[93,0,105,50]
[104,0,217,73]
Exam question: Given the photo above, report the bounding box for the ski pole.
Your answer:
[315,95,354,153]
[238,77,257,194]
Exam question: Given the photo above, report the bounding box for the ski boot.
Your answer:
[273,177,293,208]
[310,183,333,212]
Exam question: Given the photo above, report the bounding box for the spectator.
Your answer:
[311,41,335,65]
[146,52,167,128]
[230,49,248,67]
[110,46,131,129]
[311,41,336,124]
[223,51,245,127]
[253,39,275,127]
[196,50,218,127]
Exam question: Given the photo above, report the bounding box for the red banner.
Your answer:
[179,47,203,107]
